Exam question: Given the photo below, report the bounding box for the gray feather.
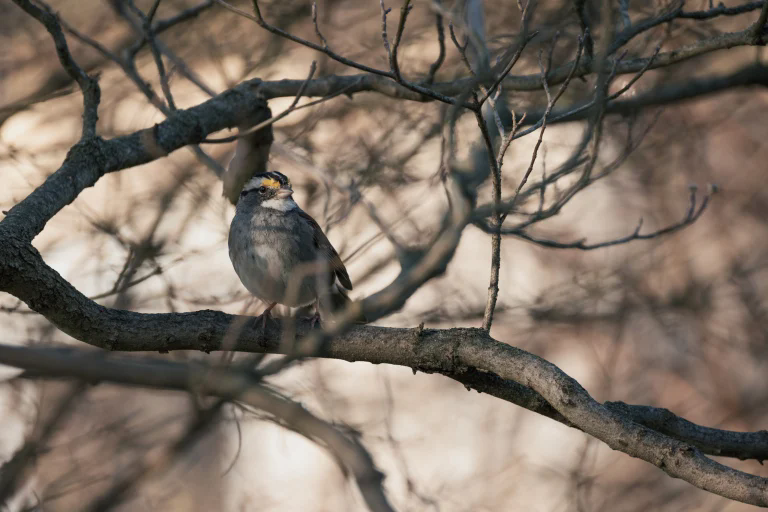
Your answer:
[228,197,350,310]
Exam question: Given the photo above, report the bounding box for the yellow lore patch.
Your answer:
[261,178,280,188]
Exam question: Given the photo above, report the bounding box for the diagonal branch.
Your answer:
[0,78,270,244]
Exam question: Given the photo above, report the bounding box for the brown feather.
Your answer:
[296,210,353,290]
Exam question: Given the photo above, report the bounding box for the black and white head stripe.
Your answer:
[243,171,291,192]
[265,171,290,186]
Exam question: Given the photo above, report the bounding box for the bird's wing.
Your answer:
[296,209,353,290]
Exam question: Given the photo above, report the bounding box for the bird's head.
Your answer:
[238,171,297,212]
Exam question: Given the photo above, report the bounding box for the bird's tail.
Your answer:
[321,284,368,324]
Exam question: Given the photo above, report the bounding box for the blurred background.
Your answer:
[2,0,768,510]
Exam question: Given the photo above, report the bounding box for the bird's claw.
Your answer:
[302,312,322,329]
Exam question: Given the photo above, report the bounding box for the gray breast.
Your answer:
[228,207,329,307]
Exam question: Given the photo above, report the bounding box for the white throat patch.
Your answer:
[261,197,299,212]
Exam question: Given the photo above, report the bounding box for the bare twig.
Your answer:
[83,400,227,512]
[509,185,716,249]
[129,0,178,110]
[424,1,446,84]
[211,0,466,105]
[11,0,100,138]
[311,1,329,48]
[496,111,526,169]
[618,0,631,29]
[449,22,473,75]
[390,0,413,82]
[751,0,768,44]
[60,11,225,175]
[514,37,585,199]
[115,0,216,98]
[215,0,389,76]
[481,38,532,105]
[153,0,213,33]
[476,104,502,331]
[574,0,594,57]
[0,383,87,505]
[204,61,318,143]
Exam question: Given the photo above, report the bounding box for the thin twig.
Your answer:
[514,36,585,198]
[480,8,535,103]
[0,382,87,504]
[476,103,503,331]
[211,0,465,105]
[311,1,329,48]
[153,0,213,34]
[390,0,413,82]
[12,0,100,138]
[131,0,177,110]
[449,22,474,75]
[510,185,716,249]
[203,61,318,143]
[424,1,446,84]
[751,0,768,44]
[496,111,526,169]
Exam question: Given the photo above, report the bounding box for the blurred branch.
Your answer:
[152,0,213,32]
[0,346,393,512]
[502,25,768,91]
[424,0,446,84]
[82,399,227,512]
[753,0,768,45]
[501,185,715,250]
[60,5,226,175]
[212,0,470,106]
[11,0,101,139]
[573,0,593,58]
[0,383,86,507]
[113,0,216,97]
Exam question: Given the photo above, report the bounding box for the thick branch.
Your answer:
[0,79,270,244]
[0,241,768,496]
[515,64,768,129]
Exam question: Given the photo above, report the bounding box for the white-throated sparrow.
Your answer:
[228,171,353,327]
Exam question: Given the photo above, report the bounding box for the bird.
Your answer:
[228,171,354,328]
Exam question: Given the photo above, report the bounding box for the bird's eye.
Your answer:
[258,186,267,193]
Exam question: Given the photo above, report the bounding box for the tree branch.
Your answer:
[0,78,270,244]
[11,0,100,138]
[0,344,394,512]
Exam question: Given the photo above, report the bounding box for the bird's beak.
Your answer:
[276,187,293,199]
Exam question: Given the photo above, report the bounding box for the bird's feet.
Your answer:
[256,302,278,330]
[302,312,322,329]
